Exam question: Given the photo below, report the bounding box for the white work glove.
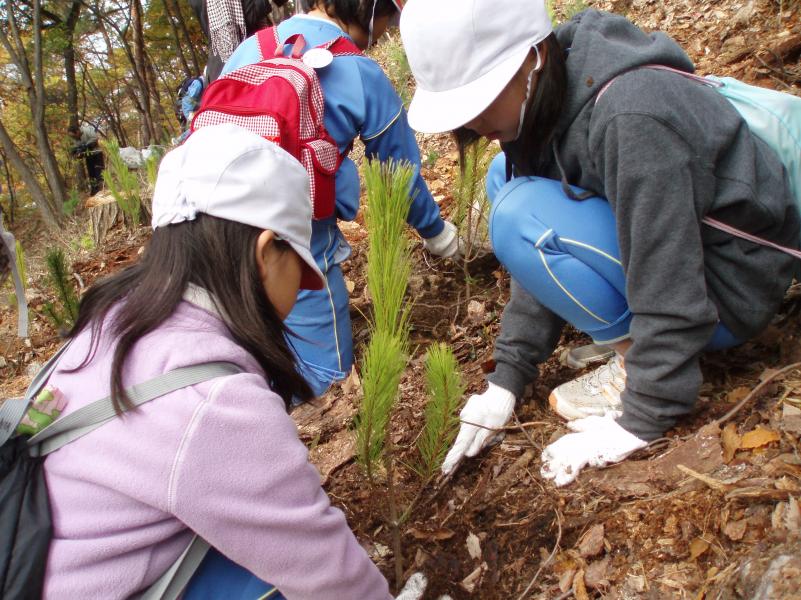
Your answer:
[441,383,516,475]
[540,415,647,487]
[394,573,452,600]
[423,220,463,260]
[395,573,427,600]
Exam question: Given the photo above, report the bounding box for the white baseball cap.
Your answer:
[401,0,552,133]
[152,123,324,290]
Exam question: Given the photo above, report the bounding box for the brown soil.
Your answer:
[2,0,801,597]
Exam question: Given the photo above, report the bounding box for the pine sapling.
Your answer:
[417,343,464,480]
[451,139,497,298]
[362,158,415,340]
[356,159,415,588]
[43,248,79,329]
[356,329,407,480]
[102,139,142,228]
[356,159,415,479]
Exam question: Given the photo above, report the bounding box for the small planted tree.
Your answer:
[356,158,415,478]
[43,248,79,330]
[450,138,498,299]
[356,160,464,587]
[416,343,464,481]
[102,139,142,228]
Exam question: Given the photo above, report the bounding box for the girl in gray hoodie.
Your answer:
[400,0,799,484]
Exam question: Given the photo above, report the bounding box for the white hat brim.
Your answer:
[407,46,530,134]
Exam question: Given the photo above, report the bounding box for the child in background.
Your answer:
[39,124,409,599]
[221,0,461,397]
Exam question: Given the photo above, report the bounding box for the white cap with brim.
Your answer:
[401,0,552,134]
[151,123,325,291]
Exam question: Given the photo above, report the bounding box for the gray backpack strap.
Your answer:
[29,360,243,599]
[28,361,242,457]
[0,341,72,447]
[134,535,211,600]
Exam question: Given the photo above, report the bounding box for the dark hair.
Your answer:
[66,214,313,413]
[454,33,567,176]
[301,0,398,31]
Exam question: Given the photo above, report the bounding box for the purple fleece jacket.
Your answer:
[42,290,390,599]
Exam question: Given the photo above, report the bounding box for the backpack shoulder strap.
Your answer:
[0,341,72,448]
[133,535,210,600]
[256,26,281,59]
[27,361,242,457]
[324,36,363,57]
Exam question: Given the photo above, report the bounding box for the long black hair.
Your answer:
[67,214,313,412]
[455,33,568,176]
[301,0,398,31]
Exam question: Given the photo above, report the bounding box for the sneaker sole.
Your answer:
[548,390,604,421]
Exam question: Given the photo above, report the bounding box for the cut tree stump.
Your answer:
[86,192,121,246]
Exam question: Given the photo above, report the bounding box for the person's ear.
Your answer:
[255,229,277,279]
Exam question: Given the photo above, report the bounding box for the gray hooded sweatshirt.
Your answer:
[488,10,799,440]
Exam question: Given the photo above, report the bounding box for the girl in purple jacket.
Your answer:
[39,124,428,599]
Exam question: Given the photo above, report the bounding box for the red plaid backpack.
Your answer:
[191,27,362,220]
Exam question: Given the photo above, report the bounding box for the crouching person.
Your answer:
[400,0,800,485]
[40,124,415,598]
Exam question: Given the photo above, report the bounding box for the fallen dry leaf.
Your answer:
[726,386,751,403]
[723,519,747,541]
[407,527,455,541]
[584,556,611,590]
[690,537,710,559]
[466,532,482,561]
[740,426,780,449]
[340,366,361,395]
[559,568,577,593]
[573,569,590,600]
[722,422,741,463]
[460,563,486,594]
[786,496,801,532]
[578,524,605,558]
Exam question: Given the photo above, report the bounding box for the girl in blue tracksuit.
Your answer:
[221,0,458,397]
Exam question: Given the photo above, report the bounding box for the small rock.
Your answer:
[0,356,6,368]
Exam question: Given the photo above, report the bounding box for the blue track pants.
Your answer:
[184,548,285,600]
[486,153,740,350]
[284,221,352,397]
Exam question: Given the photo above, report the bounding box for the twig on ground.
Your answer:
[516,509,563,600]
[713,361,801,426]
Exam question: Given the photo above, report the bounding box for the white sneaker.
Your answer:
[549,353,626,420]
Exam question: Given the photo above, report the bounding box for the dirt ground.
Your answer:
[2,0,801,597]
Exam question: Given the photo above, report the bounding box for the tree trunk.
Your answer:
[0,120,60,229]
[1,149,17,224]
[63,0,86,194]
[31,0,67,208]
[170,0,202,74]
[131,0,156,145]
[162,0,192,78]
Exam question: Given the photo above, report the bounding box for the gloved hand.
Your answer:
[394,573,452,600]
[395,572,426,600]
[540,415,647,486]
[441,383,516,475]
[423,220,463,260]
